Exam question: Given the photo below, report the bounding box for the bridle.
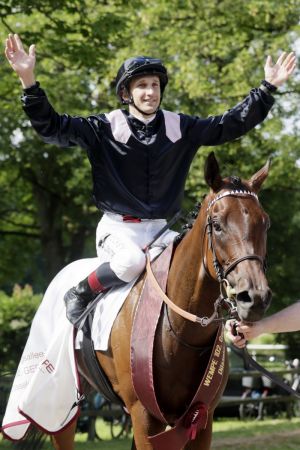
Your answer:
[205,189,267,284]
[146,189,267,328]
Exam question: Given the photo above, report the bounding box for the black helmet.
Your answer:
[115,56,168,104]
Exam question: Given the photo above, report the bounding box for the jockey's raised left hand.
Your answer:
[264,52,296,87]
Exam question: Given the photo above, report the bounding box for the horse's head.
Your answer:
[204,152,272,322]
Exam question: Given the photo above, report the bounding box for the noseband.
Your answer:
[205,190,266,283]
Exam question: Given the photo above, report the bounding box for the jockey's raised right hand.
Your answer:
[5,34,36,88]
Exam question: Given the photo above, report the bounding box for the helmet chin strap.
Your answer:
[130,99,159,117]
[122,87,161,117]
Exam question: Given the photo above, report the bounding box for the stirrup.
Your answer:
[73,293,106,330]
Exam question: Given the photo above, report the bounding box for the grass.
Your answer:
[1,417,300,449]
[212,417,300,449]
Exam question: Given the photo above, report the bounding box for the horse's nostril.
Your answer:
[236,291,252,303]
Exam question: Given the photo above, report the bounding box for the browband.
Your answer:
[207,190,258,212]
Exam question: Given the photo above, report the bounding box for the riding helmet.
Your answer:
[115,56,168,104]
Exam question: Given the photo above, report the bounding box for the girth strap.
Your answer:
[81,313,124,405]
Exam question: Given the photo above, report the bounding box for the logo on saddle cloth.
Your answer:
[130,244,226,450]
[40,359,55,374]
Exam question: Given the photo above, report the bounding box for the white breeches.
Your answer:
[95,213,177,282]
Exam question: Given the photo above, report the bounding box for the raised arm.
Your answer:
[4,34,99,149]
[187,51,297,147]
[5,34,36,89]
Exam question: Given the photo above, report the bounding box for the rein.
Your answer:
[164,303,213,353]
[146,251,234,327]
[146,251,223,326]
[230,343,300,400]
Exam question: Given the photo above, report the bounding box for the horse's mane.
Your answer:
[174,196,205,245]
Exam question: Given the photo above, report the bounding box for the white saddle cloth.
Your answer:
[1,245,165,440]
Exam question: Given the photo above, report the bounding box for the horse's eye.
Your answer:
[213,220,222,232]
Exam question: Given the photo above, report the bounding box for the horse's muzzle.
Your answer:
[235,287,272,322]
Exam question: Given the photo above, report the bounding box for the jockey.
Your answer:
[5,34,296,325]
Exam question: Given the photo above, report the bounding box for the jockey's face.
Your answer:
[127,75,161,118]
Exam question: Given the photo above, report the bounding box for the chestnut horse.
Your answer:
[52,152,272,450]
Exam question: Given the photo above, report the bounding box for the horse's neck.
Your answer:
[166,212,219,342]
[169,212,217,297]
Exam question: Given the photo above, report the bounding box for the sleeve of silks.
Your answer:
[21,82,101,149]
[185,87,275,147]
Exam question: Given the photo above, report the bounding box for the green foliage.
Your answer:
[0,0,299,350]
[0,285,41,371]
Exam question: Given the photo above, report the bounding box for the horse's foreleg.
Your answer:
[130,401,165,450]
[51,419,77,450]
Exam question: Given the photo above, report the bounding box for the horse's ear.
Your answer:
[204,152,223,192]
[249,158,271,193]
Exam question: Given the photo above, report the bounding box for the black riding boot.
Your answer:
[64,262,125,325]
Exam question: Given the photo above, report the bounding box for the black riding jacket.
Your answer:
[21,83,274,219]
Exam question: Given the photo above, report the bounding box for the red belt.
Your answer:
[122,215,142,223]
